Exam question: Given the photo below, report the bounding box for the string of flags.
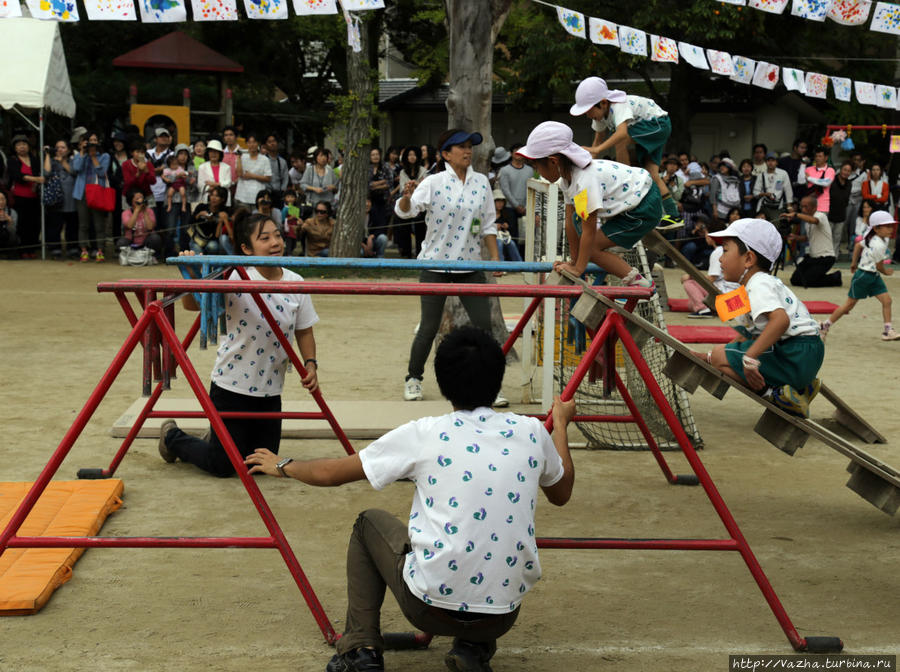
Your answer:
[552,1,900,110]
[0,0,384,22]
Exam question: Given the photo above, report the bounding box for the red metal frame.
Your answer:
[0,274,839,653]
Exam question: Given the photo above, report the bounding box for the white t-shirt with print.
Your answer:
[394,167,497,268]
[212,268,319,397]
[559,160,653,222]
[707,246,740,294]
[235,153,273,204]
[591,95,667,134]
[359,407,564,615]
[738,272,819,339]
[858,235,889,273]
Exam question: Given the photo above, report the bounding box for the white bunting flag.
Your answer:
[85,0,137,19]
[340,0,384,9]
[618,25,647,56]
[0,0,23,16]
[875,84,898,108]
[242,0,286,19]
[719,0,746,4]
[650,35,678,63]
[679,42,709,69]
[730,56,756,84]
[783,68,807,93]
[854,81,876,104]
[26,0,79,20]
[827,0,872,24]
[752,61,780,89]
[870,2,900,34]
[588,17,619,45]
[136,0,187,22]
[706,49,734,76]
[804,72,829,98]
[557,6,587,38]
[749,0,789,13]
[791,0,830,21]
[294,0,336,13]
[831,77,852,102]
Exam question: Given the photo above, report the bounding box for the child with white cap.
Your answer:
[570,76,680,228]
[820,210,900,342]
[516,121,660,290]
[705,218,824,418]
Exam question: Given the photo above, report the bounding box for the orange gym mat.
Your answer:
[0,479,123,615]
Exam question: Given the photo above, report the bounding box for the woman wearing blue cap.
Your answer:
[394,128,502,404]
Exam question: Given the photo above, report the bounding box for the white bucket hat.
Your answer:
[569,77,627,116]
[205,139,224,157]
[863,210,899,238]
[709,218,783,266]
[516,121,592,169]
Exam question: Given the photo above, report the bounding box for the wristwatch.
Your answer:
[276,457,294,478]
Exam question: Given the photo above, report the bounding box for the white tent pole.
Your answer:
[40,108,45,261]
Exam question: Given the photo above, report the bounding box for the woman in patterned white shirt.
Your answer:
[394,128,502,403]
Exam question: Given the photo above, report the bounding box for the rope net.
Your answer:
[527,180,702,450]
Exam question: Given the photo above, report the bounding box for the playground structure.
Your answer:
[0,258,860,654]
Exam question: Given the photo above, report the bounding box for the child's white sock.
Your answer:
[885,322,892,335]
[622,267,653,289]
[622,268,640,284]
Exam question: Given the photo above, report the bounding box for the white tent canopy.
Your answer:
[0,18,75,118]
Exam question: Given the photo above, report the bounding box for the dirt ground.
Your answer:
[1,259,899,672]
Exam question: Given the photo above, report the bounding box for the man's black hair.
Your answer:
[434,327,505,410]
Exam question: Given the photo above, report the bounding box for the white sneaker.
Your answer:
[882,328,900,341]
[404,377,423,401]
[493,393,509,408]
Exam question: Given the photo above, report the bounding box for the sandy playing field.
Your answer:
[1,259,898,672]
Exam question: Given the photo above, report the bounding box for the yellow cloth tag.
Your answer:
[715,286,751,322]
[573,189,589,221]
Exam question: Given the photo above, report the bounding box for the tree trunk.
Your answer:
[444,0,512,173]
[331,16,374,258]
[666,65,693,155]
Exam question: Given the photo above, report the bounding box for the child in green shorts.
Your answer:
[705,218,825,418]
[516,121,660,290]
[570,76,681,229]
[820,210,900,342]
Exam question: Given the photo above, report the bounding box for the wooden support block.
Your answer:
[820,382,886,444]
[571,293,606,330]
[625,320,650,349]
[754,409,809,456]
[662,351,728,399]
[703,293,717,311]
[548,271,572,286]
[845,462,900,516]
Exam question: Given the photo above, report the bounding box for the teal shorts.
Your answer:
[848,269,887,299]
[724,331,824,390]
[601,182,663,249]
[630,116,671,167]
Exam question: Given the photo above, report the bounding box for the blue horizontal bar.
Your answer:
[167,255,606,274]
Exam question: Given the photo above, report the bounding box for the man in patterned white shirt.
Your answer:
[245,327,576,672]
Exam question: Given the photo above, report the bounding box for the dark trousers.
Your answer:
[408,271,493,380]
[790,255,841,288]
[336,509,520,655]
[165,383,281,477]
[15,196,41,252]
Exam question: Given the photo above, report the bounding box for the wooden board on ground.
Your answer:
[554,269,900,515]
[112,399,545,441]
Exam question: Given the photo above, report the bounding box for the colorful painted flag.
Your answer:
[137,0,186,21]
[719,0,746,4]
[854,81,876,104]
[749,0,789,12]
[827,0,872,24]
[875,84,897,108]
[293,0,335,13]
[588,17,619,45]
[804,72,829,98]
[831,76,852,101]
[791,0,830,20]
[730,56,756,84]
[26,0,79,19]
[618,25,647,56]
[650,35,678,63]
[706,49,734,76]
[85,0,136,19]
[0,0,23,16]
[870,1,900,34]
[345,10,361,51]
[679,42,709,70]
[783,67,806,93]
[890,135,900,152]
[191,0,237,20]
[556,6,586,38]
[242,0,285,18]
[752,61,779,89]
[340,0,383,8]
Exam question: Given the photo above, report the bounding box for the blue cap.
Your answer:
[440,131,483,153]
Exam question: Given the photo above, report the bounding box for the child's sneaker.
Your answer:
[882,328,900,341]
[688,308,713,318]
[326,647,384,672]
[403,377,423,401]
[445,639,496,672]
[770,385,810,418]
[656,214,683,231]
[806,378,821,404]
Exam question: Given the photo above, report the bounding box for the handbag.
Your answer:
[42,172,63,207]
[85,171,115,212]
